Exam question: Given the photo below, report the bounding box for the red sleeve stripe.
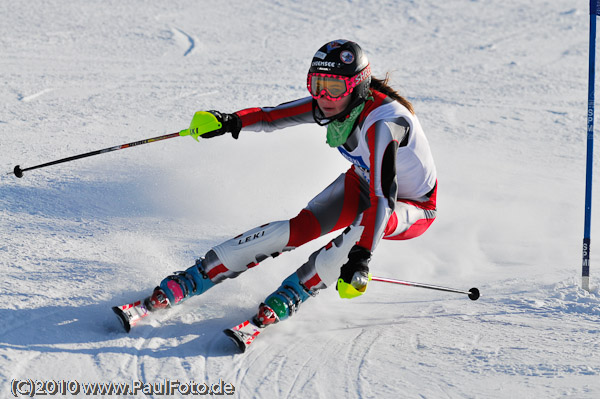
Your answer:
[235,99,313,128]
[235,107,265,127]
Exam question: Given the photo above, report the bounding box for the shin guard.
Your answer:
[211,221,292,273]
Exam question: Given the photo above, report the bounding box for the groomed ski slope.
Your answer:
[1,0,599,397]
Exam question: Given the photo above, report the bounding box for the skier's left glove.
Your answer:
[200,110,242,139]
[337,245,372,299]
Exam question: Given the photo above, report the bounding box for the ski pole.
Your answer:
[8,111,221,178]
[9,131,181,178]
[371,276,480,301]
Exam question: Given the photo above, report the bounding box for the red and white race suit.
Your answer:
[202,90,437,291]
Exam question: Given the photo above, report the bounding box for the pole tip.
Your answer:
[13,165,23,178]
[468,287,480,301]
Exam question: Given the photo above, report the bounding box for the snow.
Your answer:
[1,0,599,397]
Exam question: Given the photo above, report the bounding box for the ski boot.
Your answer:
[157,258,216,306]
[254,272,316,327]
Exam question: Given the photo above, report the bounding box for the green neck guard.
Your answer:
[326,102,365,148]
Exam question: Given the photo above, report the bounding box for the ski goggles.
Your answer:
[307,64,371,101]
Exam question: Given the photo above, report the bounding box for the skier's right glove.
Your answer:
[200,110,242,139]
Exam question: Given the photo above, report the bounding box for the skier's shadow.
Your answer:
[0,300,242,359]
[1,173,243,359]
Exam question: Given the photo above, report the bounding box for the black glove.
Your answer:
[201,110,242,139]
[338,245,371,292]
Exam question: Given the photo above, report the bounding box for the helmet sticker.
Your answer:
[340,50,355,64]
[311,60,339,69]
[326,40,347,52]
[313,51,327,60]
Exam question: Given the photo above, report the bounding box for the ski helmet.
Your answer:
[307,40,371,124]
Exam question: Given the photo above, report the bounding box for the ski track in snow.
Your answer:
[18,88,55,103]
[172,28,195,57]
[1,0,600,398]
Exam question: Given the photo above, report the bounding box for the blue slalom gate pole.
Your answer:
[583,1,599,292]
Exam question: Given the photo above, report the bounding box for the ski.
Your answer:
[112,298,151,333]
[223,319,266,353]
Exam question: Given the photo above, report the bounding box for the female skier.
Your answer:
[134,39,437,330]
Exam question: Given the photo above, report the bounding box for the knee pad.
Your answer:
[159,259,216,305]
[263,272,316,322]
[296,224,365,289]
